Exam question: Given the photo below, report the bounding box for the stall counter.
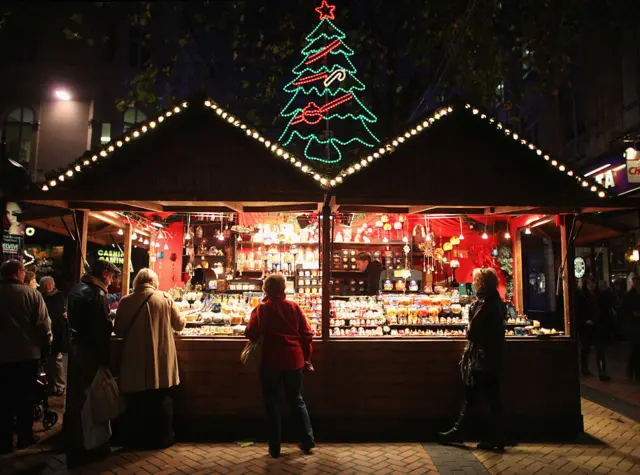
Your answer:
[110,337,582,441]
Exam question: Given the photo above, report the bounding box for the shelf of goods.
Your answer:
[330,292,536,338]
[295,267,322,295]
[174,292,322,337]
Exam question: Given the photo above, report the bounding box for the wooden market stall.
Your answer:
[11,97,637,441]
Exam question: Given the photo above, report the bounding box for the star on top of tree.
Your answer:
[315,0,336,21]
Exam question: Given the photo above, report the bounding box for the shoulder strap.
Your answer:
[122,293,154,343]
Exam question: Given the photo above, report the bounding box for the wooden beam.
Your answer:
[408,206,440,214]
[122,223,132,297]
[220,202,244,213]
[336,206,410,214]
[75,211,89,282]
[90,211,125,229]
[514,227,524,314]
[163,206,237,213]
[243,203,320,213]
[578,214,633,234]
[560,216,574,336]
[126,201,165,212]
[23,200,69,209]
[489,206,535,215]
[69,202,149,212]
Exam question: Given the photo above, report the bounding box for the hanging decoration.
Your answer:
[278,0,380,163]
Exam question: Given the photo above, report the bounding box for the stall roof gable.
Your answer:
[31,99,328,203]
[330,103,613,208]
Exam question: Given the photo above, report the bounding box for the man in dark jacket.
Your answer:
[40,276,68,396]
[0,260,51,454]
[356,253,384,295]
[65,260,120,460]
[576,276,610,381]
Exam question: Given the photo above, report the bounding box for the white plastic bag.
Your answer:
[89,367,123,424]
[82,389,111,450]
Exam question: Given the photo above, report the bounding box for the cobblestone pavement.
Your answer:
[2,397,640,474]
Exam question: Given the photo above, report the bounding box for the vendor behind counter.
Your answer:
[356,252,384,295]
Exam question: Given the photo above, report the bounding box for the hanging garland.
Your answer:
[497,243,514,300]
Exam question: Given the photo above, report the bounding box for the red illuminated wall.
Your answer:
[155,220,184,291]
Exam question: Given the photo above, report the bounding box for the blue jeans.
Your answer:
[260,368,314,449]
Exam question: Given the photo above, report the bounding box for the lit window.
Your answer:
[123,107,147,132]
[2,107,35,166]
[100,122,112,144]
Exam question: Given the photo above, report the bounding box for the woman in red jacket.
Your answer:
[245,274,315,459]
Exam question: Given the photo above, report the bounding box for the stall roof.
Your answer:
[18,97,325,209]
[330,103,631,212]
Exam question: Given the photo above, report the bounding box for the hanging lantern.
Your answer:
[383,223,393,231]
[381,215,390,223]
[504,231,512,240]
[443,242,453,252]
[435,248,444,257]
[403,245,411,254]
[450,259,460,269]
[492,248,499,257]
[393,222,402,230]
[375,220,383,229]
[399,215,407,223]
[481,232,489,240]
[450,236,460,246]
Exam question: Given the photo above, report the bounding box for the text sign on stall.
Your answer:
[627,148,640,183]
[2,232,23,258]
[594,170,616,188]
[97,248,124,265]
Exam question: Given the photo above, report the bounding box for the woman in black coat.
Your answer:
[40,276,69,396]
[438,267,506,451]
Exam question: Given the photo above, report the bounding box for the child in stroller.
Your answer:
[34,357,58,430]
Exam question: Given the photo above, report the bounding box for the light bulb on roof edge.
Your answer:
[117,229,124,236]
[525,228,532,235]
[131,233,138,240]
[144,239,149,245]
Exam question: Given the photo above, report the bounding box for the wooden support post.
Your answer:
[321,202,331,342]
[122,223,132,297]
[560,215,575,336]
[514,227,524,314]
[73,211,89,282]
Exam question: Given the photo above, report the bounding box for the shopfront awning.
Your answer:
[330,104,633,211]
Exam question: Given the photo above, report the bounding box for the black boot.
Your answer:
[437,408,466,445]
[477,417,505,452]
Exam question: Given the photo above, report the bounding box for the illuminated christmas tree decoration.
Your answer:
[279,0,380,163]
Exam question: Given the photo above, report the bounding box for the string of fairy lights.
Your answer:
[36,99,610,199]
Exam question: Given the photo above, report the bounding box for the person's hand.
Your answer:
[586,320,593,325]
[305,361,315,373]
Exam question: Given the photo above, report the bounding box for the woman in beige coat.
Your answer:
[115,268,185,449]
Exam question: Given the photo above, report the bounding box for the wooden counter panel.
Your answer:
[111,338,582,439]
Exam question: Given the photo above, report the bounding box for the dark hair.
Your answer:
[92,260,121,277]
[0,259,24,279]
[356,252,372,263]
[24,270,36,285]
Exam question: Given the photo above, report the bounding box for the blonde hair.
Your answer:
[263,273,286,297]
[473,267,499,292]
[133,268,159,289]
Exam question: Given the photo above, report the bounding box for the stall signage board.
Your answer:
[627,148,640,183]
[97,248,124,265]
[2,232,23,259]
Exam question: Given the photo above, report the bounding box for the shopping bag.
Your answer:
[240,336,263,372]
[82,388,112,450]
[88,367,124,424]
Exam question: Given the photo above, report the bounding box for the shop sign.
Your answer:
[97,248,124,265]
[2,232,23,258]
[594,170,616,188]
[626,148,640,183]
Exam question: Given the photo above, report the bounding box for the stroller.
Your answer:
[33,359,59,430]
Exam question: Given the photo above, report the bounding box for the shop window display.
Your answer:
[171,212,322,338]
